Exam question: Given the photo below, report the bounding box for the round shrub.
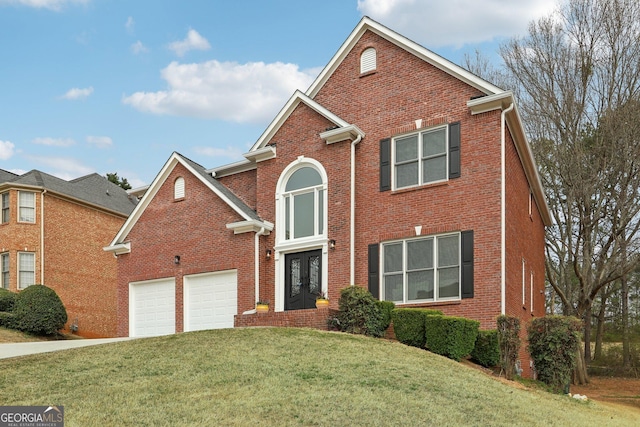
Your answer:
[0,288,17,312]
[336,286,384,337]
[13,285,67,335]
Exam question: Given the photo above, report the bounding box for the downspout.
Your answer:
[243,226,267,315]
[40,189,47,285]
[500,103,514,315]
[350,134,362,286]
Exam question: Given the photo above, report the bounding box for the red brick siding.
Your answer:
[116,162,255,336]
[0,188,127,338]
[218,169,257,211]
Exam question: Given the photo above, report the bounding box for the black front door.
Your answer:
[285,250,321,310]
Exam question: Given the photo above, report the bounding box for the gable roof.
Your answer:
[306,16,503,98]
[106,152,272,253]
[0,168,136,216]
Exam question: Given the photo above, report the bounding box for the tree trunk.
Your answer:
[622,274,631,368]
[583,306,592,364]
[573,345,589,386]
[594,290,607,361]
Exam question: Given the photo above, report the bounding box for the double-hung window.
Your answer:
[382,233,460,303]
[1,253,9,289]
[18,252,35,289]
[282,167,326,241]
[1,193,9,223]
[18,191,35,223]
[394,125,447,189]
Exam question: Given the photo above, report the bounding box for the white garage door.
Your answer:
[130,278,175,337]
[184,270,237,332]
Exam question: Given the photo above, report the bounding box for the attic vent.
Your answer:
[174,177,185,199]
[360,47,376,74]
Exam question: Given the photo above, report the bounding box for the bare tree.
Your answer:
[500,0,640,384]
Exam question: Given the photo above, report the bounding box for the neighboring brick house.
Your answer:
[0,169,137,337]
[105,17,550,377]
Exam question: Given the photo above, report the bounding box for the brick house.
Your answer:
[0,169,137,337]
[105,17,550,376]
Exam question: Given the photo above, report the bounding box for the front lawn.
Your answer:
[1,328,638,426]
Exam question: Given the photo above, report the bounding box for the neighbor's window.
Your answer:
[393,125,448,189]
[1,192,9,223]
[283,166,326,241]
[382,233,460,303]
[18,191,35,223]
[174,177,185,199]
[18,252,35,289]
[1,253,9,289]
[360,47,376,74]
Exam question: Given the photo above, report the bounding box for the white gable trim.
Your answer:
[306,17,503,99]
[105,152,266,251]
[249,90,351,152]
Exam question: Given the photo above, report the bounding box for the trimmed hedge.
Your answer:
[0,311,16,328]
[0,288,16,312]
[12,284,67,335]
[376,300,395,331]
[528,316,582,393]
[336,286,385,337]
[471,330,500,368]
[424,315,480,361]
[391,308,442,348]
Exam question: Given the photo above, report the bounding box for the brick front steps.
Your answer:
[235,307,338,330]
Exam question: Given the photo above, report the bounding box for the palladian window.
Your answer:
[282,166,325,241]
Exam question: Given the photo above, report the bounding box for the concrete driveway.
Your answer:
[0,338,135,359]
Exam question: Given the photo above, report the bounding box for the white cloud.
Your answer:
[123,60,316,124]
[168,29,211,57]
[194,146,244,160]
[86,135,112,148]
[61,86,93,100]
[0,0,89,11]
[0,140,15,160]
[26,155,93,180]
[33,137,75,147]
[130,40,148,54]
[125,16,134,34]
[357,0,557,48]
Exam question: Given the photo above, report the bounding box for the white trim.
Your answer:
[106,152,264,251]
[250,91,350,152]
[530,270,534,313]
[319,124,365,145]
[522,258,526,306]
[243,145,276,163]
[306,17,503,99]
[226,220,273,235]
[500,102,514,315]
[380,232,462,304]
[208,159,256,178]
[103,242,131,255]
[391,124,449,190]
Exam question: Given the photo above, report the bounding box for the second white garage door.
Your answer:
[184,270,237,332]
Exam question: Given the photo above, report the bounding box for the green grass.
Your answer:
[1,328,639,426]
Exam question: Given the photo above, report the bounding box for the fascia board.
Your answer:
[226,219,274,235]
[207,159,256,178]
[103,242,131,255]
[319,124,366,144]
[249,91,349,153]
[307,17,503,99]
[108,153,256,247]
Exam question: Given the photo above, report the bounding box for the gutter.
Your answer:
[243,226,268,315]
[350,134,362,285]
[40,189,47,285]
[501,103,514,315]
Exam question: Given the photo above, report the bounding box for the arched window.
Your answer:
[280,163,326,242]
[360,47,377,74]
[174,177,185,199]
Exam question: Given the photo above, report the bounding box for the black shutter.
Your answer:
[449,122,461,179]
[461,230,474,299]
[368,243,380,299]
[380,138,391,191]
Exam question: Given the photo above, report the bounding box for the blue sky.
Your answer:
[0,0,556,188]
